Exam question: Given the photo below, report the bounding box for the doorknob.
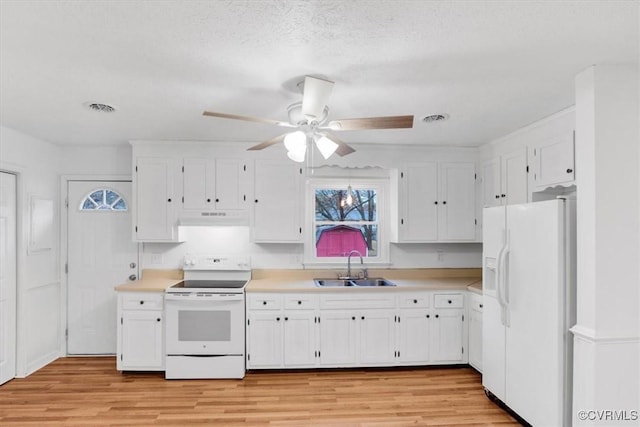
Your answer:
[129,274,137,281]
[130,262,136,268]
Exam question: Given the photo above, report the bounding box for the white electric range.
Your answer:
[164,254,251,379]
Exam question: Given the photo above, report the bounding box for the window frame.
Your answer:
[78,188,129,212]
[304,177,389,266]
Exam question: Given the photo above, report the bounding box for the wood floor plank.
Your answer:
[0,357,520,426]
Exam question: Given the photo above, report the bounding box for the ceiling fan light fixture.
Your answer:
[314,134,339,160]
[284,131,307,163]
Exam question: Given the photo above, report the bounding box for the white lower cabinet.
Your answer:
[116,292,165,371]
[246,290,468,370]
[468,292,483,372]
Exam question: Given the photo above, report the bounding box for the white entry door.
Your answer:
[0,172,17,385]
[67,181,139,354]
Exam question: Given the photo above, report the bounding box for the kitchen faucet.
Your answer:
[346,250,364,279]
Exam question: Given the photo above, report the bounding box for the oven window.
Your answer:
[178,310,231,341]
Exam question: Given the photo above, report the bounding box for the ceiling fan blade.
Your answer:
[246,133,287,151]
[328,115,414,131]
[301,76,334,119]
[203,111,295,127]
[326,132,356,157]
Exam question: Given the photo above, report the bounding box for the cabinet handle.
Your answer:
[207,198,211,202]
[167,198,172,202]
[262,301,267,305]
[254,199,259,203]
[352,316,356,320]
[426,314,430,318]
[501,194,506,198]
[284,317,288,321]
[434,201,438,205]
[156,318,161,322]
[413,299,418,304]
[297,300,302,305]
[435,314,440,318]
[495,195,500,199]
[276,317,280,321]
[448,300,452,304]
[216,198,220,202]
[479,304,484,308]
[566,168,573,173]
[139,301,144,305]
[442,201,447,205]
[361,316,365,320]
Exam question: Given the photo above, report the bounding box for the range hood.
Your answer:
[178,210,249,226]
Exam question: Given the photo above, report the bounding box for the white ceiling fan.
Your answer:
[203,76,414,162]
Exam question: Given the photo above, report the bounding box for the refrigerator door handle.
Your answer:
[500,230,511,327]
[496,231,507,326]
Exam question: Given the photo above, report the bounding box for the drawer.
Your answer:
[470,294,484,312]
[248,295,282,310]
[121,292,164,310]
[398,294,430,308]
[433,293,464,309]
[284,295,317,310]
[320,294,395,310]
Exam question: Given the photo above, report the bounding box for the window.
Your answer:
[79,189,128,211]
[307,178,388,265]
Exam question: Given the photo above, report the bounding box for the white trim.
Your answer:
[570,324,640,344]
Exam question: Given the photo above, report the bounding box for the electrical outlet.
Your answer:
[437,249,445,262]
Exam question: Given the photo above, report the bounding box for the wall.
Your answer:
[133,141,483,271]
[0,125,61,377]
[60,145,132,176]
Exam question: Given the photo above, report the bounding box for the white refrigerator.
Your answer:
[482,198,576,426]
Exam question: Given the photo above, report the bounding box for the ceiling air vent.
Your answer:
[422,114,449,123]
[85,102,116,113]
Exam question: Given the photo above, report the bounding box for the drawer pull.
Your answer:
[156,318,161,322]
[566,168,573,173]
[413,299,417,304]
[263,301,267,305]
[298,300,302,305]
[448,300,452,304]
[285,317,288,321]
[276,317,280,321]
[479,304,483,308]
[435,314,440,318]
[352,316,356,320]
[426,314,430,318]
[139,301,144,305]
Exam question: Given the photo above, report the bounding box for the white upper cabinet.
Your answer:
[530,133,575,190]
[438,162,476,241]
[133,156,181,242]
[182,157,248,211]
[481,148,528,207]
[394,162,476,242]
[252,160,304,243]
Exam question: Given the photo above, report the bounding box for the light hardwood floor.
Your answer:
[0,357,519,426]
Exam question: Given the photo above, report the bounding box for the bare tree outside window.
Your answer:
[314,189,378,257]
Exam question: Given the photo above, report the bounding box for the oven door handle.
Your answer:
[165,293,244,302]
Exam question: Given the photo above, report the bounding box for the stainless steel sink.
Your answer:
[314,279,354,287]
[314,278,396,287]
[350,278,396,287]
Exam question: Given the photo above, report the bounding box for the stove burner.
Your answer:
[173,280,247,289]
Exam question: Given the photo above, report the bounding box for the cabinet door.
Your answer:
[481,158,501,207]
[397,309,430,365]
[438,162,476,241]
[468,307,483,372]
[501,148,528,205]
[253,161,303,242]
[135,157,176,241]
[431,309,465,363]
[318,310,357,367]
[532,135,575,189]
[358,309,396,365]
[215,158,247,210]
[120,310,164,370]
[247,313,282,368]
[399,163,438,241]
[282,311,317,367]
[182,158,214,210]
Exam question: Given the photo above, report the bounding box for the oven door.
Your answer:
[165,293,245,356]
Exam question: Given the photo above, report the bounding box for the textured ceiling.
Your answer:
[0,0,637,148]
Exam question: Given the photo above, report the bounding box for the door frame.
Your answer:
[0,163,25,378]
[60,175,139,356]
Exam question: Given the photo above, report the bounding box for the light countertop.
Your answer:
[115,268,483,294]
